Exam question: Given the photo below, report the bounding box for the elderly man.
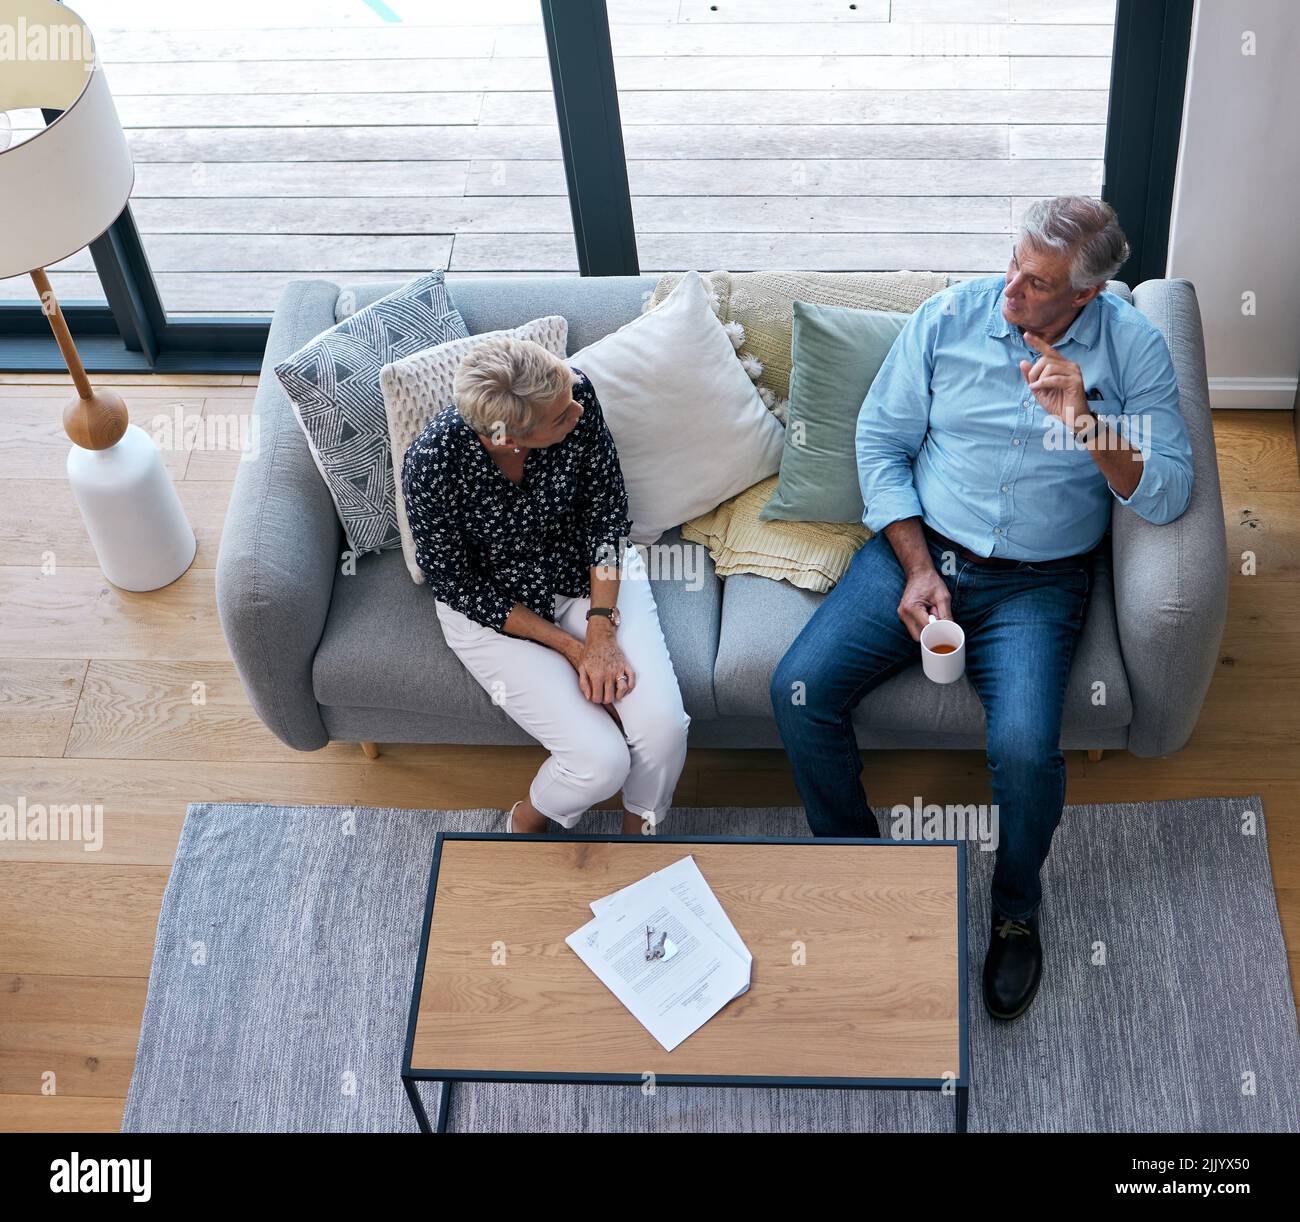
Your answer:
[772,196,1193,1021]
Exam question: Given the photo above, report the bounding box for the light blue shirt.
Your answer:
[856,275,1193,560]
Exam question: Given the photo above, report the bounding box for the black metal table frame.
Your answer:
[401,832,970,1133]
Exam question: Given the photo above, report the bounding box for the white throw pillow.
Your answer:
[381,315,569,583]
[570,270,785,544]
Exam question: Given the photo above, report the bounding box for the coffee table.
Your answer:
[402,832,969,1133]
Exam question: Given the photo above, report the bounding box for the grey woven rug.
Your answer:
[123,797,1300,1132]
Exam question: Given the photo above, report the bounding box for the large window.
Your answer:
[0,0,1190,370]
[608,0,1116,279]
[0,0,575,317]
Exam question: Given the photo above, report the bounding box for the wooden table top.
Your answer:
[409,836,964,1084]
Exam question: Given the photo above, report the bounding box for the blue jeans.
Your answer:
[770,529,1093,920]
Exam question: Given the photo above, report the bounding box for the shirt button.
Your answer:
[994,527,1003,535]
[1001,484,1009,492]
[1012,439,1021,447]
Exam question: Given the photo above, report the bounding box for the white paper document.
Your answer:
[565,856,752,1052]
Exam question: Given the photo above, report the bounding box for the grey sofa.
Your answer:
[216,273,1227,759]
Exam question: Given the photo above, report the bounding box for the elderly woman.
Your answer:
[400,335,690,836]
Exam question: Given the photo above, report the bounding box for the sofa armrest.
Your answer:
[216,280,343,750]
[1112,278,1228,757]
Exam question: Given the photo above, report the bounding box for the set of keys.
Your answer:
[645,925,669,961]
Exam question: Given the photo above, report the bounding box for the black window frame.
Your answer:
[1102,0,1195,286]
[0,0,1191,374]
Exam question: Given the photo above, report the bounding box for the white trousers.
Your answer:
[434,546,691,829]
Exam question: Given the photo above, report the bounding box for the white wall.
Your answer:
[1166,0,1300,409]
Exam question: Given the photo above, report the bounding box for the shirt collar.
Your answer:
[986,284,1102,351]
[455,405,542,489]
[452,409,497,478]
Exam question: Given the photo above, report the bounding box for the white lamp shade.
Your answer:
[0,0,134,280]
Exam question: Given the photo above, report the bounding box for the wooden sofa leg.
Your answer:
[360,741,381,760]
[1087,748,1103,763]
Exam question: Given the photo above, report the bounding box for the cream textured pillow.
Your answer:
[570,270,784,544]
[682,476,871,593]
[381,315,569,583]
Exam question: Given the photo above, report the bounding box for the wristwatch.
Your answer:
[586,606,621,628]
[1071,411,1098,438]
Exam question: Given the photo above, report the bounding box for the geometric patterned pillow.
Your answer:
[274,271,469,555]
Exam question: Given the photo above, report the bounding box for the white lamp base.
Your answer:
[66,423,197,592]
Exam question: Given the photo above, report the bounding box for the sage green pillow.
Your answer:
[760,301,910,524]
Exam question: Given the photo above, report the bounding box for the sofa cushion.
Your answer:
[631,529,722,720]
[761,302,909,524]
[713,544,1132,737]
[569,271,785,544]
[276,271,468,555]
[312,527,721,722]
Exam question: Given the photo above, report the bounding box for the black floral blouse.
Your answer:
[400,368,632,633]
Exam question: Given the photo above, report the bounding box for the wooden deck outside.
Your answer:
[0,0,1115,316]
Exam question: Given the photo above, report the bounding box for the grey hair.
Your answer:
[452,335,576,438]
[1017,196,1131,291]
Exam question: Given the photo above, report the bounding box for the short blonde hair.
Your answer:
[453,335,576,438]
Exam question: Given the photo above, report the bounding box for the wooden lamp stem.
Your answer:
[31,267,128,451]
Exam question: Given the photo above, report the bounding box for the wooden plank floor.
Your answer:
[0,368,1295,1132]
[0,0,1116,313]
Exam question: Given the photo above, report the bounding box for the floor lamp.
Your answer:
[0,0,195,591]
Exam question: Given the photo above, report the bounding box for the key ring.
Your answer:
[644,924,668,961]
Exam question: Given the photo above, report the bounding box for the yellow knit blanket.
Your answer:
[682,476,871,594]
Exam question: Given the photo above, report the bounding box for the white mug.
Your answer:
[921,613,965,684]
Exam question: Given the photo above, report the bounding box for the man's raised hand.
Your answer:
[1019,331,1087,430]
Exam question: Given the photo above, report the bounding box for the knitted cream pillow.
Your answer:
[380,315,569,584]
